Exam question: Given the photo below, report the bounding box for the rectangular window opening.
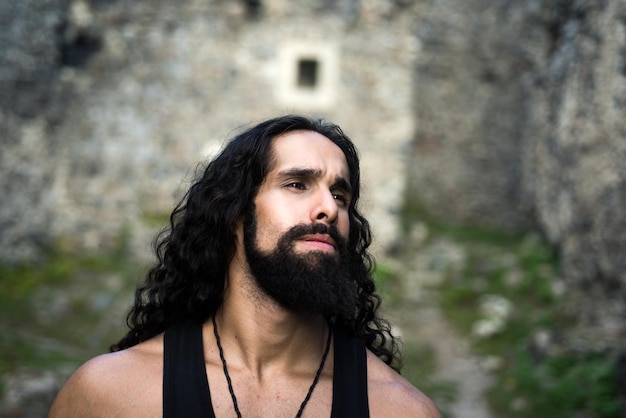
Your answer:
[297,58,319,89]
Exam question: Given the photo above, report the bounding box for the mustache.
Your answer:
[278,223,347,250]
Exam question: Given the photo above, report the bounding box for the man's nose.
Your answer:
[312,189,338,225]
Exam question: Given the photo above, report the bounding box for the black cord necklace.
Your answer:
[212,315,332,418]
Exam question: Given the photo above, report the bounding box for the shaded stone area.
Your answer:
[0,0,68,261]
[410,0,626,351]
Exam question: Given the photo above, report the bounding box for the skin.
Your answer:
[48,130,441,418]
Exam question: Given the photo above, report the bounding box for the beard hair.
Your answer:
[243,206,357,320]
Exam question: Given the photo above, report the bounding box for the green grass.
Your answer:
[373,262,403,305]
[488,348,621,418]
[401,198,522,247]
[0,233,143,376]
[141,211,171,227]
[426,223,621,417]
[401,196,621,416]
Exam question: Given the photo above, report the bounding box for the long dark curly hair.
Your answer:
[111,115,402,370]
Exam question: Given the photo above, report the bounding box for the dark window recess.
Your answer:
[242,0,263,19]
[297,59,319,89]
[61,30,102,68]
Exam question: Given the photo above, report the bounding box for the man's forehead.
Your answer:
[269,130,350,178]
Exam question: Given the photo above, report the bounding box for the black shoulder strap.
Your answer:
[331,328,370,418]
[163,321,215,418]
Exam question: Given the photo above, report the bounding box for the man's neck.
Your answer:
[208,286,330,382]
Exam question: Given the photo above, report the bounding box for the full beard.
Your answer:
[243,207,357,320]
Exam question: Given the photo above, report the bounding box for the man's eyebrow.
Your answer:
[277,167,323,180]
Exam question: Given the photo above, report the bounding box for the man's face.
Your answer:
[242,130,357,316]
[252,130,352,255]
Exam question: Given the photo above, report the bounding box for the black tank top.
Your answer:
[163,320,370,417]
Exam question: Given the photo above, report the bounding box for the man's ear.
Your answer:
[234,216,244,243]
[227,217,246,271]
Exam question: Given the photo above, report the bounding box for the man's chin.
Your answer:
[292,248,342,264]
[294,242,338,256]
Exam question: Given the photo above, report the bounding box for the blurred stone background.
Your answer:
[1,0,625,416]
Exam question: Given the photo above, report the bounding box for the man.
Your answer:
[49,115,441,417]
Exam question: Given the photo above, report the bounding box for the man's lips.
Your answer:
[299,234,337,252]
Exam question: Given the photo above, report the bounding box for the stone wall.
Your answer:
[410,0,626,349]
[0,0,69,260]
[0,0,417,262]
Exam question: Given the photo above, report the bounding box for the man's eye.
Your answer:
[286,182,306,190]
[333,193,348,205]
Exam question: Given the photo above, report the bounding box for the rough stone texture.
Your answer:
[0,0,418,261]
[410,0,546,231]
[410,0,626,349]
[0,0,69,260]
[523,0,626,349]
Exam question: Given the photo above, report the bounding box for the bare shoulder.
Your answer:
[366,350,442,418]
[48,335,164,418]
